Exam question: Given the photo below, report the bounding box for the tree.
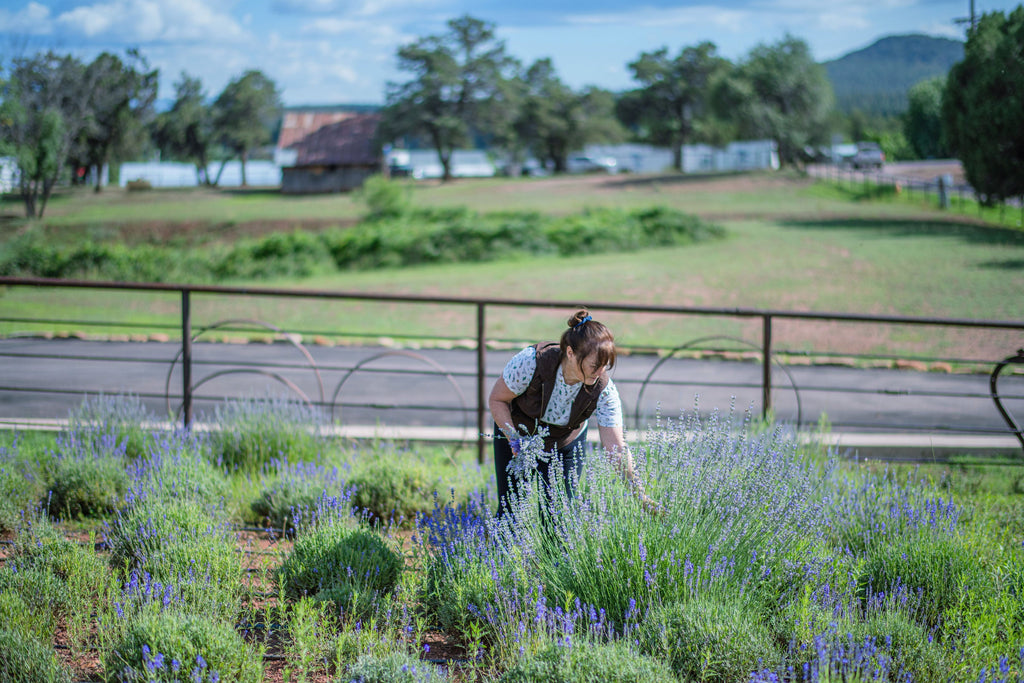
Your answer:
[903,77,948,160]
[507,60,625,173]
[381,15,514,181]
[514,59,580,172]
[729,36,834,166]
[153,72,216,185]
[78,50,159,192]
[942,7,1024,206]
[212,70,281,187]
[620,43,730,171]
[1,51,90,218]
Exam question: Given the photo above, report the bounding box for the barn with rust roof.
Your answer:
[277,108,383,194]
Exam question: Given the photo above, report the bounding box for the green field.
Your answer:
[1,171,1022,361]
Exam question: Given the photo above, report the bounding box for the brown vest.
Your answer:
[508,342,609,451]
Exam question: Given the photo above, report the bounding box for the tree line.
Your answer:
[0,52,281,218]
[1,8,1021,217]
[379,17,835,181]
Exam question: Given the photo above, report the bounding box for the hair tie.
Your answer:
[573,315,592,330]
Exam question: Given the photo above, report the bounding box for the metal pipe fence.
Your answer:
[1,276,1022,460]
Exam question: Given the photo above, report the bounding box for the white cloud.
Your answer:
[275,0,442,17]
[53,0,248,43]
[566,5,750,31]
[300,16,408,45]
[0,2,54,35]
[300,17,365,34]
[918,20,962,39]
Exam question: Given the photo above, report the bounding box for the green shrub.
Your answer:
[9,513,79,577]
[638,598,781,682]
[0,568,67,642]
[331,615,406,670]
[206,395,325,469]
[0,627,71,683]
[251,477,319,532]
[0,435,49,532]
[349,457,439,523]
[0,464,40,532]
[46,453,129,519]
[499,639,676,683]
[0,206,722,283]
[213,230,333,280]
[860,532,984,627]
[106,500,242,620]
[104,611,262,683]
[248,458,350,532]
[855,609,947,682]
[277,523,403,615]
[127,435,229,507]
[345,651,446,683]
[68,394,155,459]
[361,176,410,221]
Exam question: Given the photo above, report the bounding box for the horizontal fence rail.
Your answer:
[1,276,1023,461]
[809,163,1024,214]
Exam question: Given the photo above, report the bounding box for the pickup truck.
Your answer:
[848,142,885,170]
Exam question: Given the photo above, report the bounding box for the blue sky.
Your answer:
[0,0,1015,106]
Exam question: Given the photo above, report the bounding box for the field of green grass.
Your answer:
[1,171,1022,360]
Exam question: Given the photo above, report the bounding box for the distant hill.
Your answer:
[824,34,964,116]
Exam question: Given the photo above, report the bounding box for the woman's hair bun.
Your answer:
[567,309,590,328]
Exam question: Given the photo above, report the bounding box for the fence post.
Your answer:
[181,288,193,430]
[762,314,772,421]
[476,302,487,465]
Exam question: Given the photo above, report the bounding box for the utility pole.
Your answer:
[955,0,977,30]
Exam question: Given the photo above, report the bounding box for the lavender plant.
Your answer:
[277,501,404,620]
[345,651,448,683]
[104,611,263,683]
[0,627,71,683]
[416,407,830,670]
[637,597,780,681]
[46,431,130,519]
[0,567,68,643]
[498,637,676,683]
[205,393,326,469]
[68,393,156,459]
[124,430,228,507]
[105,499,243,622]
[0,434,47,531]
[249,458,351,534]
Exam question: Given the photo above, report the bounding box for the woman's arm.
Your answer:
[598,424,637,480]
[489,377,521,441]
[599,424,658,512]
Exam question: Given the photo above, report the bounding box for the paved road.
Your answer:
[1,338,1021,446]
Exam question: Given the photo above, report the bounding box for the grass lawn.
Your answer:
[1,171,1022,360]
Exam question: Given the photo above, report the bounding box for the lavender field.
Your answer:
[1,394,1022,682]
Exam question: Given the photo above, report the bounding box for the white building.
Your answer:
[117,160,282,188]
[0,157,19,193]
[583,140,780,174]
[387,149,495,179]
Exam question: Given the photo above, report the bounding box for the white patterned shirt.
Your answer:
[501,346,623,428]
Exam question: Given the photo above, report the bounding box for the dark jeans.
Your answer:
[493,423,588,519]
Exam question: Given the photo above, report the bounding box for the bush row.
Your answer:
[0,206,725,282]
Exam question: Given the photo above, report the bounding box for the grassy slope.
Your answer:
[1,172,1022,358]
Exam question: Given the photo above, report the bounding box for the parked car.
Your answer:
[565,155,618,174]
[848,142,885,170]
